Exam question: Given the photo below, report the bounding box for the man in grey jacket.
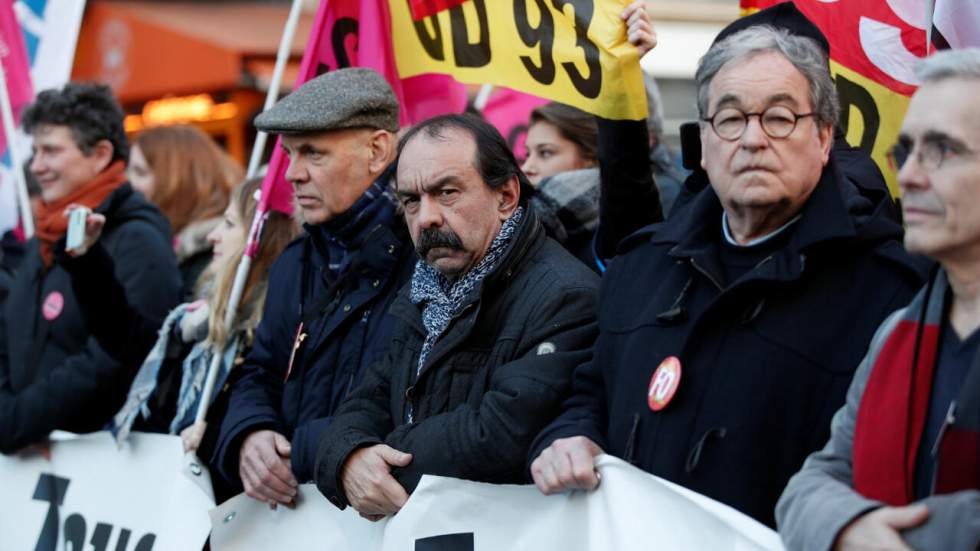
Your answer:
[776,49,980,551]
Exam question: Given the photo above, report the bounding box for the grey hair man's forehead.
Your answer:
[695,25,839,127]
[915,48,980,84]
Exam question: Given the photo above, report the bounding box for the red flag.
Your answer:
[258,0,467,217]
[408,0,469,21]
[738,0,928,194]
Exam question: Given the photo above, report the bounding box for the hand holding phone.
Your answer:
[65,207,90,252]
[63,206,105,257]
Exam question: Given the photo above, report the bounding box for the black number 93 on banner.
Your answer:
[391,0,648,120]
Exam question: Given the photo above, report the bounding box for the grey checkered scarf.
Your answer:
[409,207,524,380]
[530,167,598,244]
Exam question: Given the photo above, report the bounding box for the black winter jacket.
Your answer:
[314,208,599,508]
[0,185,180,453]
[529,160,927,526]
[212,217,416,485]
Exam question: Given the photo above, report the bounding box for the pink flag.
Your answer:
[258,0,467,218]
[0,0,33,156]
[481,88,549,163]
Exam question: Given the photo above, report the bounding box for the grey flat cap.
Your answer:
[254,68,399,134]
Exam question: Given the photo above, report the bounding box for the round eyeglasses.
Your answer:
[701,106,817,141]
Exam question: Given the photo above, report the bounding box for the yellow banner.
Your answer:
[389,0,648,120]
[830,61,910,197]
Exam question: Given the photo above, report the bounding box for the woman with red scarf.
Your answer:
[0,83,180,454]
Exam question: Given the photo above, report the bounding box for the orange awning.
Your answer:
[72,1,314,103]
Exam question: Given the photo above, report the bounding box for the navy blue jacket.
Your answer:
[529,159,927,526]
[213,216,415,485]
[0,184,180,453]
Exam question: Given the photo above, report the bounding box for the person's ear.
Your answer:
[495,175,520,220]
[367,130,395,175]
[818,122,833,166]
[91,139,114,173]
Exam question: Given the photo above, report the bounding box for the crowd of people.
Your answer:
[0,2,977,550]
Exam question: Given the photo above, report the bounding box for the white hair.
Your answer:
[916,48,980,83]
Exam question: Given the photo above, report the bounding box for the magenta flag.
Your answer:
[258,0,467,218]
[481,88,549,163]
[0,0,33,156]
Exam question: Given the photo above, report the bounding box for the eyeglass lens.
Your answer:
[712,106,800,140]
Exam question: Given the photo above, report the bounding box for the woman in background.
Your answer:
[522,103,602,268]
[64,178,296,501]
[521,0,667,272]
[128,124,243,299]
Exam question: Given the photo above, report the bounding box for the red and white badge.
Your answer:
[648,356,682,411]
[42,291,65,321]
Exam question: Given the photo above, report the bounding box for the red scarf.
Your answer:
[34,160,127,267]
[852,271,980,504]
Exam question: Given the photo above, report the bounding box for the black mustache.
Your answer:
[415,228,463,258]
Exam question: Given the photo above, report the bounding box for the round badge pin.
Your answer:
[42,291,65,321]
[648,356,682,411]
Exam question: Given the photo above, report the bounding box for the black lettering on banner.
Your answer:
[514,0,557,84]
[115,528,133,551]
[63,513,86,551]
[415,532,475,551]
[32,473,70,551]
[332,17,359,69]
[90,522,113,551]
[835,74,880,154]
[30,474,158,551]
[449,0,491,67]
[413,8,446,61]
[553,0,602,99]
[134,534,157,551]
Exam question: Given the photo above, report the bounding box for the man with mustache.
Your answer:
[529,25,927,527]
[212,69,418,508]
[777,48,980,551]
[314,114,598,520]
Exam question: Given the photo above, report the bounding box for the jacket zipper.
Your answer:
[929,400,957,494]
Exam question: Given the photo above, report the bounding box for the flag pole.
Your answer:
[194,0,304,425]
[0,59,33,238]
[473,83,494,112]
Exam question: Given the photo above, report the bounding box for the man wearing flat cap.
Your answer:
[212,68,417,508]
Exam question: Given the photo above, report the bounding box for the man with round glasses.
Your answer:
[529,24,925,527]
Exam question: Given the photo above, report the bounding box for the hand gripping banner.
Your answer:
[210,455,784,551]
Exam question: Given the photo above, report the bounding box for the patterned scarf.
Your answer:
[309,177,398,277]
[410,207,524,379]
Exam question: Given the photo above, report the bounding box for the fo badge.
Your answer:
[648,356,681,411]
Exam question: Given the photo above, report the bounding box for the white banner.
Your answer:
[0,431,214,551]
[211,455,784,551]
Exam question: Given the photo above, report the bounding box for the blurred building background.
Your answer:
[70,0,737,161]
